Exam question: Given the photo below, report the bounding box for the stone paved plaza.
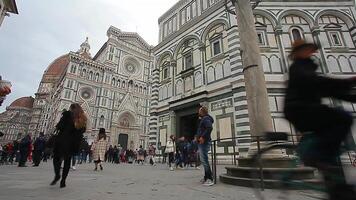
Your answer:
[2,161,353,200]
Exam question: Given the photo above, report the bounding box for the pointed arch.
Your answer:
[118,110,137,127]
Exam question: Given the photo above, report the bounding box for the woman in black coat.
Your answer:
[50,103,87,188]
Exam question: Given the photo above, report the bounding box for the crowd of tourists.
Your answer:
[0,132,50,167]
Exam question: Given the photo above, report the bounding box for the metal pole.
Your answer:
[214,141,217,184]
[211,141,215,182]
[233,135,237,166]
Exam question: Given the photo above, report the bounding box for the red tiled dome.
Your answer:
[9,96,34,109]
[44,54,70,76]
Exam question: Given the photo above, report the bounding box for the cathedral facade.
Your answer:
[26,26,153,149]
[150,0,356,156]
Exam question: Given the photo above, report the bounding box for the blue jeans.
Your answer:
[198,142,212,181]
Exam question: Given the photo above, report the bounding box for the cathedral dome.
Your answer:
[44,54,70,77]
[9,96,34,109]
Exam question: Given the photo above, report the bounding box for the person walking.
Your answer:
[50,103,87,188]
[165,135,176,171]
[91,128,108,171]
[18,134,31,167]
[137,145,145,165]
[196,106,214,186]
[32,132,46,167]
[148,144,156,166]
[112,145,119,164]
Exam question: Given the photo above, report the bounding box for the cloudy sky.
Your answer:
[0,0,178,112]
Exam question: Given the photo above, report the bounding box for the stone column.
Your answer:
[233,0,273,138]
[170,111,176,137]
[312,27,329,73]
[275,26,288,72]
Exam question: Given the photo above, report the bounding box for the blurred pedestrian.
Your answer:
[51,103,87,188]
[92,128,108,171]
[32,132,46,167]
[148,144,156,166]
[166,135,175,171]
[18,134,31,167]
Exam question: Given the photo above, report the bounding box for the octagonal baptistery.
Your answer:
[150,0,356,157]
[0,96,34,144]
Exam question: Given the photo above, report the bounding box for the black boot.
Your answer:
[60,179,66,188]
[50,176,60,185]
[100,164,103,171]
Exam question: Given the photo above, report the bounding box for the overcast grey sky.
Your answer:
[0,0,178,112]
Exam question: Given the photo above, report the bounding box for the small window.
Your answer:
[101,98,107,106]
[291,28,302,41]
[163,68,169,79]
[184,53,193,70]
[64,90,71,99]
[212,40,222,56]
[330,32,342,46]
[257,32,265,45]
[70,65,77,73]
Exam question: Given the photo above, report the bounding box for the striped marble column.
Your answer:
[148,68,160,145]
[227,25,251,157]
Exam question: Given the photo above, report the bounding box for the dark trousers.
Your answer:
[168,152,174,167]
[32,150,42,166]
[18,150,28,166]
[53,154,71,181]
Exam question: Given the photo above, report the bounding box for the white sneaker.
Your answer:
[202,179,214,186]
[195,167,200,170]
[169,167,174,171]
[71,166,76,170]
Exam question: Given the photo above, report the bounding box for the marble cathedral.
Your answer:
[0,26,153,148]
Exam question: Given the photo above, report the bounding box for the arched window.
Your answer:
[89,71,93,80]
[95,73,99,82]
[291,28,302,41]
[81,69,86,77]
[112,78,116,86]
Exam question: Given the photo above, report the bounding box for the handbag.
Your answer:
[46,130,58,149]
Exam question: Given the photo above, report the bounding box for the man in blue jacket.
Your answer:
[195,106,214,186]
